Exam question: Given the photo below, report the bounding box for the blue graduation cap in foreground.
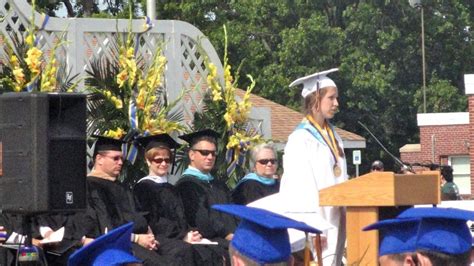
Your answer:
[364,207,474,256]
[363,217,420,256]
[68,222,141,266]
[212,204,321,264]
[398,207,474,255]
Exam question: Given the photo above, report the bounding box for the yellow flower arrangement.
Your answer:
[203,25,262,176]
[87,9,187,148]
[1,0,73,93]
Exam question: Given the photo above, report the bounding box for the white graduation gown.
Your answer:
[280,127,347,266]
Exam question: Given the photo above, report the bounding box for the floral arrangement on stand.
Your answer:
[193,25,262,187]
[86,9,186,184]
[0,0,78,93]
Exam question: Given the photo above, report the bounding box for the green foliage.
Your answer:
[149,0,472,174]
[414,75,468,113]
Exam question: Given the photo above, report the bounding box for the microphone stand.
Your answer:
[357,121,415,174]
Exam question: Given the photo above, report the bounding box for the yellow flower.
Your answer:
[25,47,42,75]
[13,68,25,82]
[104,128,126,139]
[136,88,146,109]
[117,70,128,88]
[111,96,123,109]
[25,35,34,47]
[10,55,19,66]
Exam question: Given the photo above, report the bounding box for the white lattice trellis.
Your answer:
[0,0,272,139]
[0,0,228,127]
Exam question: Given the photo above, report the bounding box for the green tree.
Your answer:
[118,1,474,172]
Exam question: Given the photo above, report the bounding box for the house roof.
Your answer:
[235,89,366,148]
[399,144,421,153]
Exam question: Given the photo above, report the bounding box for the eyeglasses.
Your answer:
[151,158,171,164]
[257,159,277,165]
[192,149,217,157]
[102,155,124,162]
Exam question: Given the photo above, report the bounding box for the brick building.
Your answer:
[400,74,474,196]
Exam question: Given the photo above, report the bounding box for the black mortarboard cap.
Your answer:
[135,133,180,152]
[178,129,220,146]
[92,135,125,157]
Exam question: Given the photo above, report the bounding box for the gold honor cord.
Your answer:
[306,115,342,177]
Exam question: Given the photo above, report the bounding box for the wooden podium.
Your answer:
[319,171,440,265]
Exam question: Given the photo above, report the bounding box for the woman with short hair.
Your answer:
[232,143,280,205]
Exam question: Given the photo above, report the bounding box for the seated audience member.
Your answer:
[82,135,193,266]
[213,204,322,266]
[371,160,384,172]
[176,129,237,247]
[232,143,280,205]
[69,222,141,266]
[134,134,197,241]
[364,207,473,266]
[440,166,461,200]
[31,212,84,264]
[134,134,226,265]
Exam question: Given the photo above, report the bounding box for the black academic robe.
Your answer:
[134,179,230,266]
[175,175,237,245]
[0,213,23,266]
[231,179,280,205]
[32,212,84,265]
[84,176,193,266]
[134,181,188,240]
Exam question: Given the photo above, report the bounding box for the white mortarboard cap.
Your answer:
[289,68,339,98]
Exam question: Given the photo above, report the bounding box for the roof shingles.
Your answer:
[235,89,364,143]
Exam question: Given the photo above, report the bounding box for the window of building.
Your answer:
[449,156,470,195]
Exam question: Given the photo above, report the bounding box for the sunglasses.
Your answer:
[257,159,277,165]
[102,155,124,162]
[192,149,217,157]
[151,158,171,164]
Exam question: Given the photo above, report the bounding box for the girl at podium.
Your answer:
[280,68,347,265]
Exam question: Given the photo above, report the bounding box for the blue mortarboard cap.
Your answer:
[363,217,420,256]
[397,207,474,254]
[68,222,141,266]
[398,207,474,221]
[212,204,321,264]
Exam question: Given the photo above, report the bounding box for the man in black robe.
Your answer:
[82,136,194,266]
[176,130,237,250]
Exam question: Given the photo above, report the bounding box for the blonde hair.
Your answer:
[145,146,171,162]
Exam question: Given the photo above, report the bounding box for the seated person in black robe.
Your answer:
[0,212,83,265]
[231,143,280,205]
[134,133,227,265]
[176,130,237,248]
[82,135,193,266]
[31,212,84,265]
[0,213,23,265]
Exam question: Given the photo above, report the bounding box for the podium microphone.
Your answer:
[357,121,415,174]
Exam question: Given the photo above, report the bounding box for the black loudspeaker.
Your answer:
[0,92,87,213]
